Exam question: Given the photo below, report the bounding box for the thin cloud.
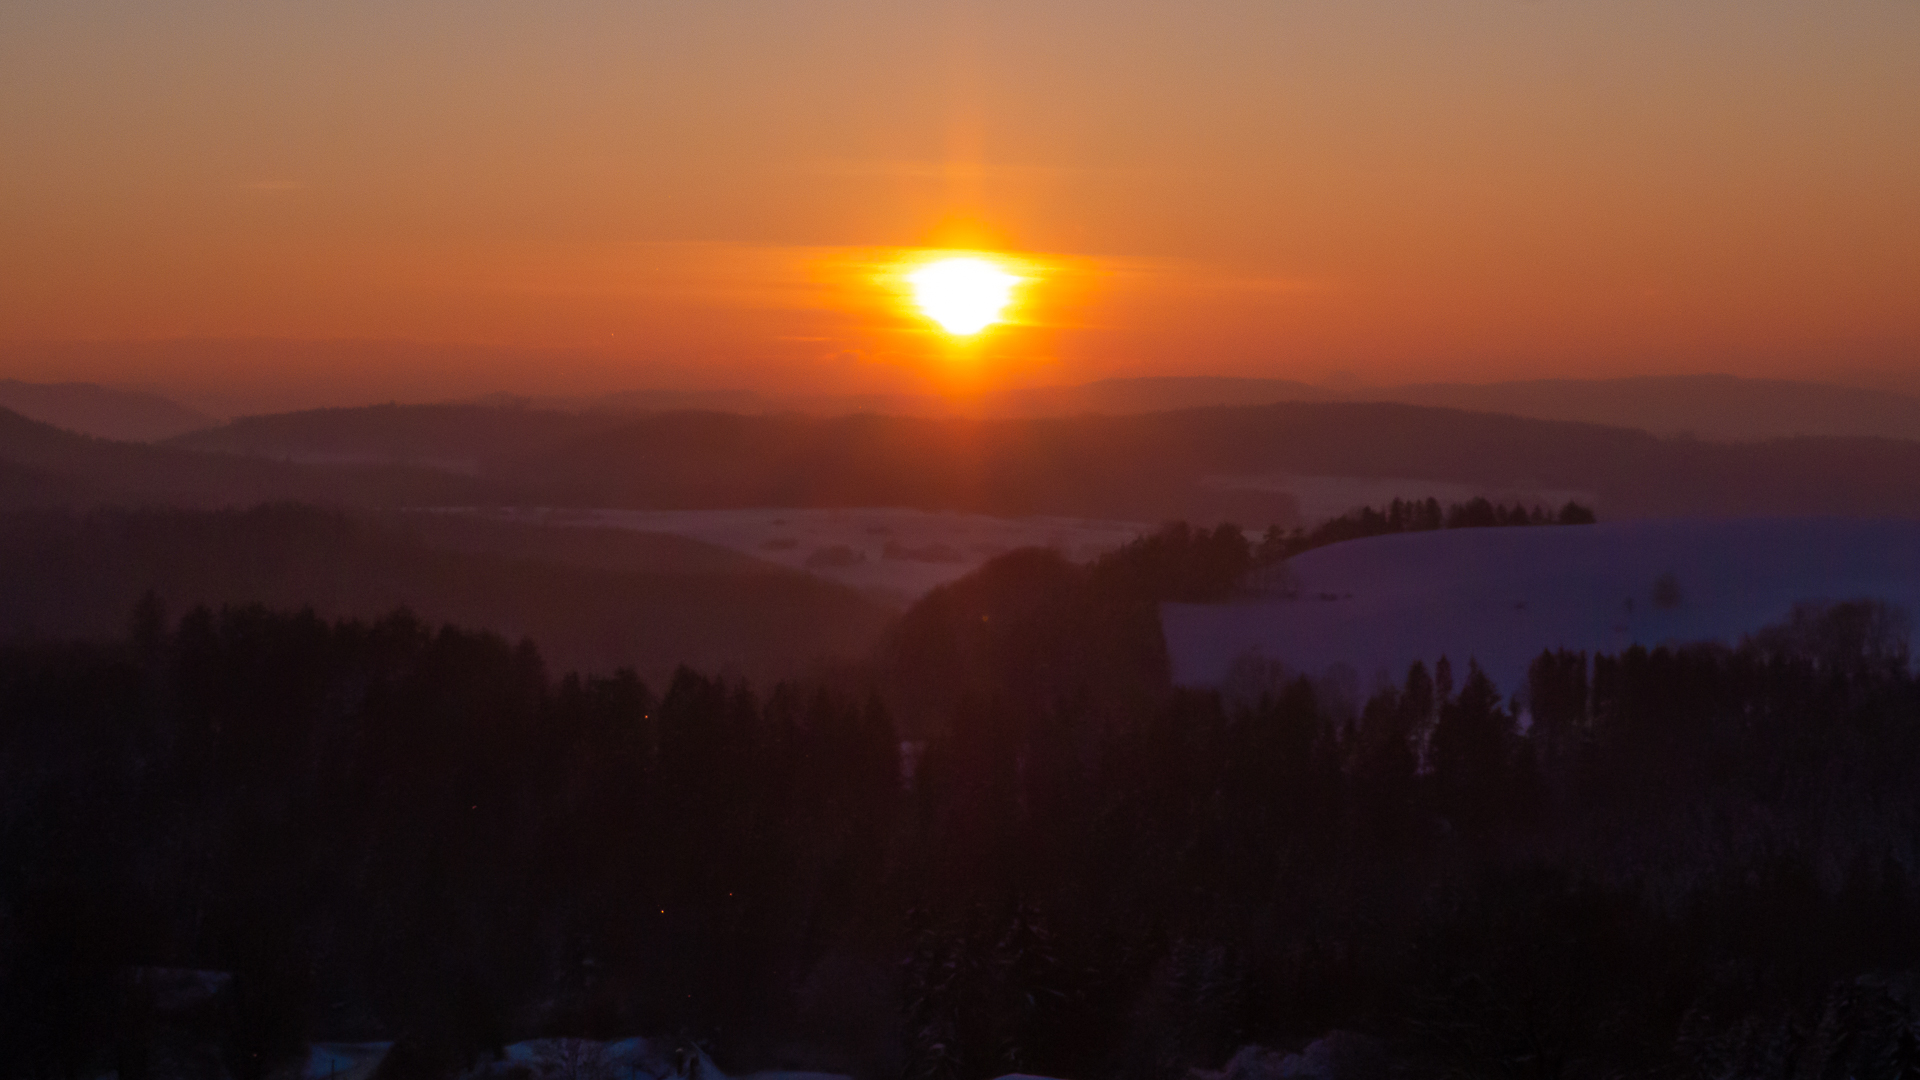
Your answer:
[790,158,1077,180]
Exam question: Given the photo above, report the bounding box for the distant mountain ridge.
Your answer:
[15,334,1915,441]
[173,402,631,471]
[1004,373,1920,443]
[1367,374,1920,443]
[536,373,1920,443]
[17,366,1917,443]
[0,406,497,510]
[0,379,212,441]
[14,388,1920,523]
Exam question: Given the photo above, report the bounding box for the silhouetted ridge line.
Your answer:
[0,378,212,441]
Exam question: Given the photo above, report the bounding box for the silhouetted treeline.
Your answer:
[5,574,1920,1078]
[1254,496,1596,562]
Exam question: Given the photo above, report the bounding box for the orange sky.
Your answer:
[2,0,1917,411]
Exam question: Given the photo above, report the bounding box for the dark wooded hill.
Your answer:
[0,506,892,683]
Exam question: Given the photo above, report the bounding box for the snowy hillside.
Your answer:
[1163,518,1920,701]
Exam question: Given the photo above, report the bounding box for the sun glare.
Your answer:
[908,257,1021,336]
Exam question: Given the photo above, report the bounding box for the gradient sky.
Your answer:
[3,0,1917,410]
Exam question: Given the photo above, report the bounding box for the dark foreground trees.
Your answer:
[0,606,901,1080]
[2,584,1919,1079]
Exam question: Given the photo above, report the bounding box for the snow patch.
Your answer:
[1164,518,1920,700]
[304,1043,393,1080]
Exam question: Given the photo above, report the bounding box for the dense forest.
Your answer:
[4,519,1919,1080]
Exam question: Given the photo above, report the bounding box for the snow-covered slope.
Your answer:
[304,1043,392,1080]
[1163,519,1920,701]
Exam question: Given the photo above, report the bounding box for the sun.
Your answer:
[908,256,1021,336]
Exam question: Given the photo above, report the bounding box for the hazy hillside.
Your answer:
[569,377,1337,420]
[507,404,1920,521]
[0,506,892,683]
[172,405,1300,522]
[172,402,626,469]
[151,400,1920,523]
[0,379,213,441]
[384,510,788,577]
[493,410,1306,523]
[0,407,500,510]
[980,375,1336,416]
[554,374,1920,442]
[1375,374,1920,442]
[981,374,1920,441]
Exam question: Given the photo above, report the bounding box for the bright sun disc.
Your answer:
[908,257,1020,335]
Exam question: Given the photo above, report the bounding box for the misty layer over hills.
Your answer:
[166,399,1920,521]
[13,369,1920,444]
[14,381,1920,527]
[20,367,1920,524]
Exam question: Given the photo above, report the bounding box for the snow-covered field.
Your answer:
[463,507,1147,604]
[1163,518,1920,703]
[305,1043,393,1080]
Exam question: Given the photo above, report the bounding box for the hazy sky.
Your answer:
[3,0,1917,408]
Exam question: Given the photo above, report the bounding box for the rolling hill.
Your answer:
[171,402,626,470]
[0,407,498,510]
[978,373,1920,442]
[499,403,1920,521]
[154,400,1920,524]
[0,506,892,684]
[1369,374,1920,442]
[552,374,1920,443]
[0,379,213,441]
